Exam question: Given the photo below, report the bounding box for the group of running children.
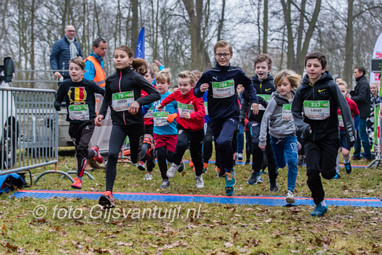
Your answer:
[54,40,357,217]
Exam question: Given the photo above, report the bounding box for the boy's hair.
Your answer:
[69,57,85,70]
[355,66,366,76]
[254,54,272,70]
[274,69,301,90]
[337,80,348,88]
[191,70,202,80]
[304,51,327,69]
[131,58,148,75]
[149,63,160,77]
[156,68,172,84]
[115,45,133,58]
[214,40,233,54]
[177,70,197,86]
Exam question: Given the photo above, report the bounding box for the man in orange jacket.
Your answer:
[84,38,108,169]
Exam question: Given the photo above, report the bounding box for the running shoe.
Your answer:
[71,178,82,189]
[99,191,115,208]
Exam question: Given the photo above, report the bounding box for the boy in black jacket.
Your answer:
[194,40,259,196]
[292,52,356,216]
[240,54,278,190]
[54,58,105,190]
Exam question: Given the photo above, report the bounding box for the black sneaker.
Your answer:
[269,179,279,192]
[248,172,257,185]
[245,159,251,165]
[344,162,352,174]
[177,162,185,172]
[99,191,115,208]
[159,180,170,189]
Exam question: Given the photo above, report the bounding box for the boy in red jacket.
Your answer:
[157,71,206,188]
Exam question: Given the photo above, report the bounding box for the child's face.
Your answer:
[144,70,154,84]
[338,85,347,97]
[69,62,85,82]
[214,46,232,67]
[305,58,326,82]
[255,61,270,81]
[157,81,169,94]
[178,78,193,95]
[277,77,292,97]
[371,84,378,95]
[114,49,133,70]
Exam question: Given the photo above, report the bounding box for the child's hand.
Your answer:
[251,103,259,115]
[167,113,178,123]
[200,83,209,92]
[258,144,266,151]
[128,101,140,115]
[156,105,164,111]
[95,115,104,126]
[181,112,191,119]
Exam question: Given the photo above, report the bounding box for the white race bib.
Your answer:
[212,80,235,98]
[68,104,89,121]
[282,104,293,121]
[145,106,154,118]
[257,94,271,110]
[303,100,330,120]
[112,91,134,112]
[177,102,194,117]
[153,112,169,126]
[204,102,208,115]
[338,114,344,128]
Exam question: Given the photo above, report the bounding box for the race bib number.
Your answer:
[303,100,330,120]
[145,106,154,118]
[212,80,235,98]
[338,114,344,128]
[153,112,169,126]
[112,91,134,112]
[282,104,293,120]
[257,94,271,110]
[69,104,89,121]
[178,102,194,117]
[204,102,208,115]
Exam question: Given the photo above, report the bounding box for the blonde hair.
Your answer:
[156,68,172,84]
[149,63,160,77]
[274,69,300,90]
[69,57,85,70]
[214,40,233,54]
[337,80,348,88]
[177,70,197,86]
[191,70,202,80]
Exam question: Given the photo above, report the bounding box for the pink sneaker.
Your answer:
[92,145,103,164]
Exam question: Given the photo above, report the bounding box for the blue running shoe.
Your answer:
[256,175,263,184]
[310,202,328,217]
[333,173,341,179]
[344,162,352,174]
[225,170,236,196]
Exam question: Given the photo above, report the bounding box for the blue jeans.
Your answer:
[236,123,244,154]
[270,135,298,192]
[354,118,371,159]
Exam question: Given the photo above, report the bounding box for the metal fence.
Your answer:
[0,87,58,176]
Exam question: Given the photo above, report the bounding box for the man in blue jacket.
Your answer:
[50,25,83,81]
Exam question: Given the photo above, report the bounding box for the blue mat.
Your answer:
[11,190,382,207]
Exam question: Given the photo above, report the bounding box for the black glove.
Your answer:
[301,125,311,140]
[54,101,61,111]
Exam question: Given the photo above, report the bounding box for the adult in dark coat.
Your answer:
[50,25,83,80]
[350,67,372,161]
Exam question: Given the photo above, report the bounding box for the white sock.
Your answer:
[320,200,326,207]
[343,155,350,163]
[335,154,340,174]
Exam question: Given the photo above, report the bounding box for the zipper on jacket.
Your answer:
[119,71,127,125]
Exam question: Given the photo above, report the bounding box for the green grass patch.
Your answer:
[1,150,381,254]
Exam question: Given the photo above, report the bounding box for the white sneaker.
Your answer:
[195,174,204,189]
[286,190,295,204]
[144,172,153,180]
[167,163,180,178]
[237,153,243,160]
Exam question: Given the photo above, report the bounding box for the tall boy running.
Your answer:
[292,52,356,216]
[194,40,259,196]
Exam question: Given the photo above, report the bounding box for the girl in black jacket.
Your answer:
[95,45,160,208]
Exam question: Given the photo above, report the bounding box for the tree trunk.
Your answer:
[280,0,294,69]
[344,0,354,88]
[217,0,225,41]
[130,0,139,54]
[262,0,268,53]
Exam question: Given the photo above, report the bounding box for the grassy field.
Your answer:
[1,150,381,254]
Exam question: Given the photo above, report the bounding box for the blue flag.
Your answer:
[135,27,145,59]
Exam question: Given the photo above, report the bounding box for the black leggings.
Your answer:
[173,127,204,176]
[156,146,175,180]
[105,124,143,192]
[69,121,96,178]
[203,122,214,163]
